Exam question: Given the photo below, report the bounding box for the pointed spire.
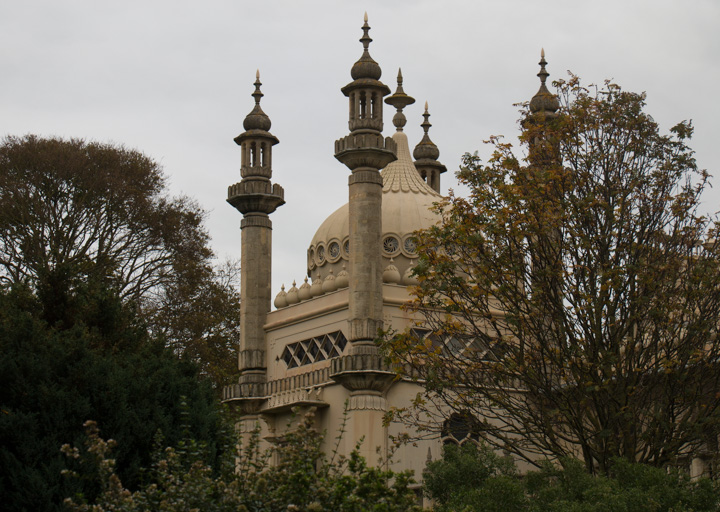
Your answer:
[413,101,446,193]
[243,70,272,131]
[529,48,559,116]
[413,101,440,161]
[351,14,382,80]
[385,68,415,131]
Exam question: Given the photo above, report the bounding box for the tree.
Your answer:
[424,443,719,512]
[61,410,422,512]
[0,135,239,383]
[0,283,220,512]
[383,77,720,474]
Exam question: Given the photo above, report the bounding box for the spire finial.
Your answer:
[529,48,559,115]
[252,70,263,106]
[360,12,372,52]
[385,67,415,131]
[538,48,549,86]
[421,101,431,135]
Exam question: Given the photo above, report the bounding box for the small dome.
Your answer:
[413,102,440,161]
[350,14,382,81]
[403,260,419,285]
[243,71,273,132]
[529,50,560,115]
[298,277,312,301]
[274,284,288,309]
[286,281,299,305]
[383,259,401,284]
[311,274,324,297]
[322,269,338,293]
[243,105,272,132]
[336,264,349,289]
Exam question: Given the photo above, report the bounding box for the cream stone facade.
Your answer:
[223,16,473,481]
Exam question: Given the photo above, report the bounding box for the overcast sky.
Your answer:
[2,0,718,295]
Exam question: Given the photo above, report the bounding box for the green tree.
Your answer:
[384,77,720,474]
[62,410,422,512]
[0,283,220,512]
[424,444,719,512]
[0,135,239,384]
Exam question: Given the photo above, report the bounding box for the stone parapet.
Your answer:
[334,134,397,171]
[330,352,395,393]
[227,181,285,215]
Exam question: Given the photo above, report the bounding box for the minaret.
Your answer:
[331,14,397,466]
[226,71,285,406]
[334,13,397,351]
[413,101,447,193]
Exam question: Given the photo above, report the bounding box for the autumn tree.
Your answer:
[384,76,720,475]
[0,135,239,382]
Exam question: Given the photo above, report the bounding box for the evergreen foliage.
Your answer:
[425,443,719,512]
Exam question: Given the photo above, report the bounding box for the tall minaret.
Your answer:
[334,13,397,352]
[413,101,447,193]
[227,71,284,404]
[331,14,397,465]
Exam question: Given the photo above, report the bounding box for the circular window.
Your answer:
[317,244,325,264]
[403,236,417,256]
[343,239,350,256]
[328,241,341,261]
[382,235,400,256]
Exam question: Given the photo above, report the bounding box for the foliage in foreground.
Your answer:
[425,443,719,512]
[0,284,219,512]
[62,410,422,512]
[383,76,720,473]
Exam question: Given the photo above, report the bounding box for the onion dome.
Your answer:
[243,70,272,132]
[322,269,338,293]
[351,13,382,80]
[286,280,299,305]
[383,258,402,284]
[413,102,440,161]
[298,277,312,301]
[403,260,419,285]
[311,273,324,297]
[529,49,560,116]
[336,264,349,289]
[274,284,288,309]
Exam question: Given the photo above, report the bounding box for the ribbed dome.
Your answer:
[308,131,441,280]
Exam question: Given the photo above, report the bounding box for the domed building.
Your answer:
[222,15,483,487]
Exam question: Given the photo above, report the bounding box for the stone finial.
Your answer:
[385,68,416,132]
[351,13,382,80]
[529,48,560,115]
[413,101,440,161]
[243,71,272,132]
[413,102,446,193]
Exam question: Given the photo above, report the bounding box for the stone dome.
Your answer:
[307,130,441,281]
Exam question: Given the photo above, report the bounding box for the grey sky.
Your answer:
[2,0,718,295]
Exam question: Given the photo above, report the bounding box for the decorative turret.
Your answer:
[226,72,285,410]
[528,49,560,121]
[413,102,447,193]
[334,14,396,349]
[523,50,561,168]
